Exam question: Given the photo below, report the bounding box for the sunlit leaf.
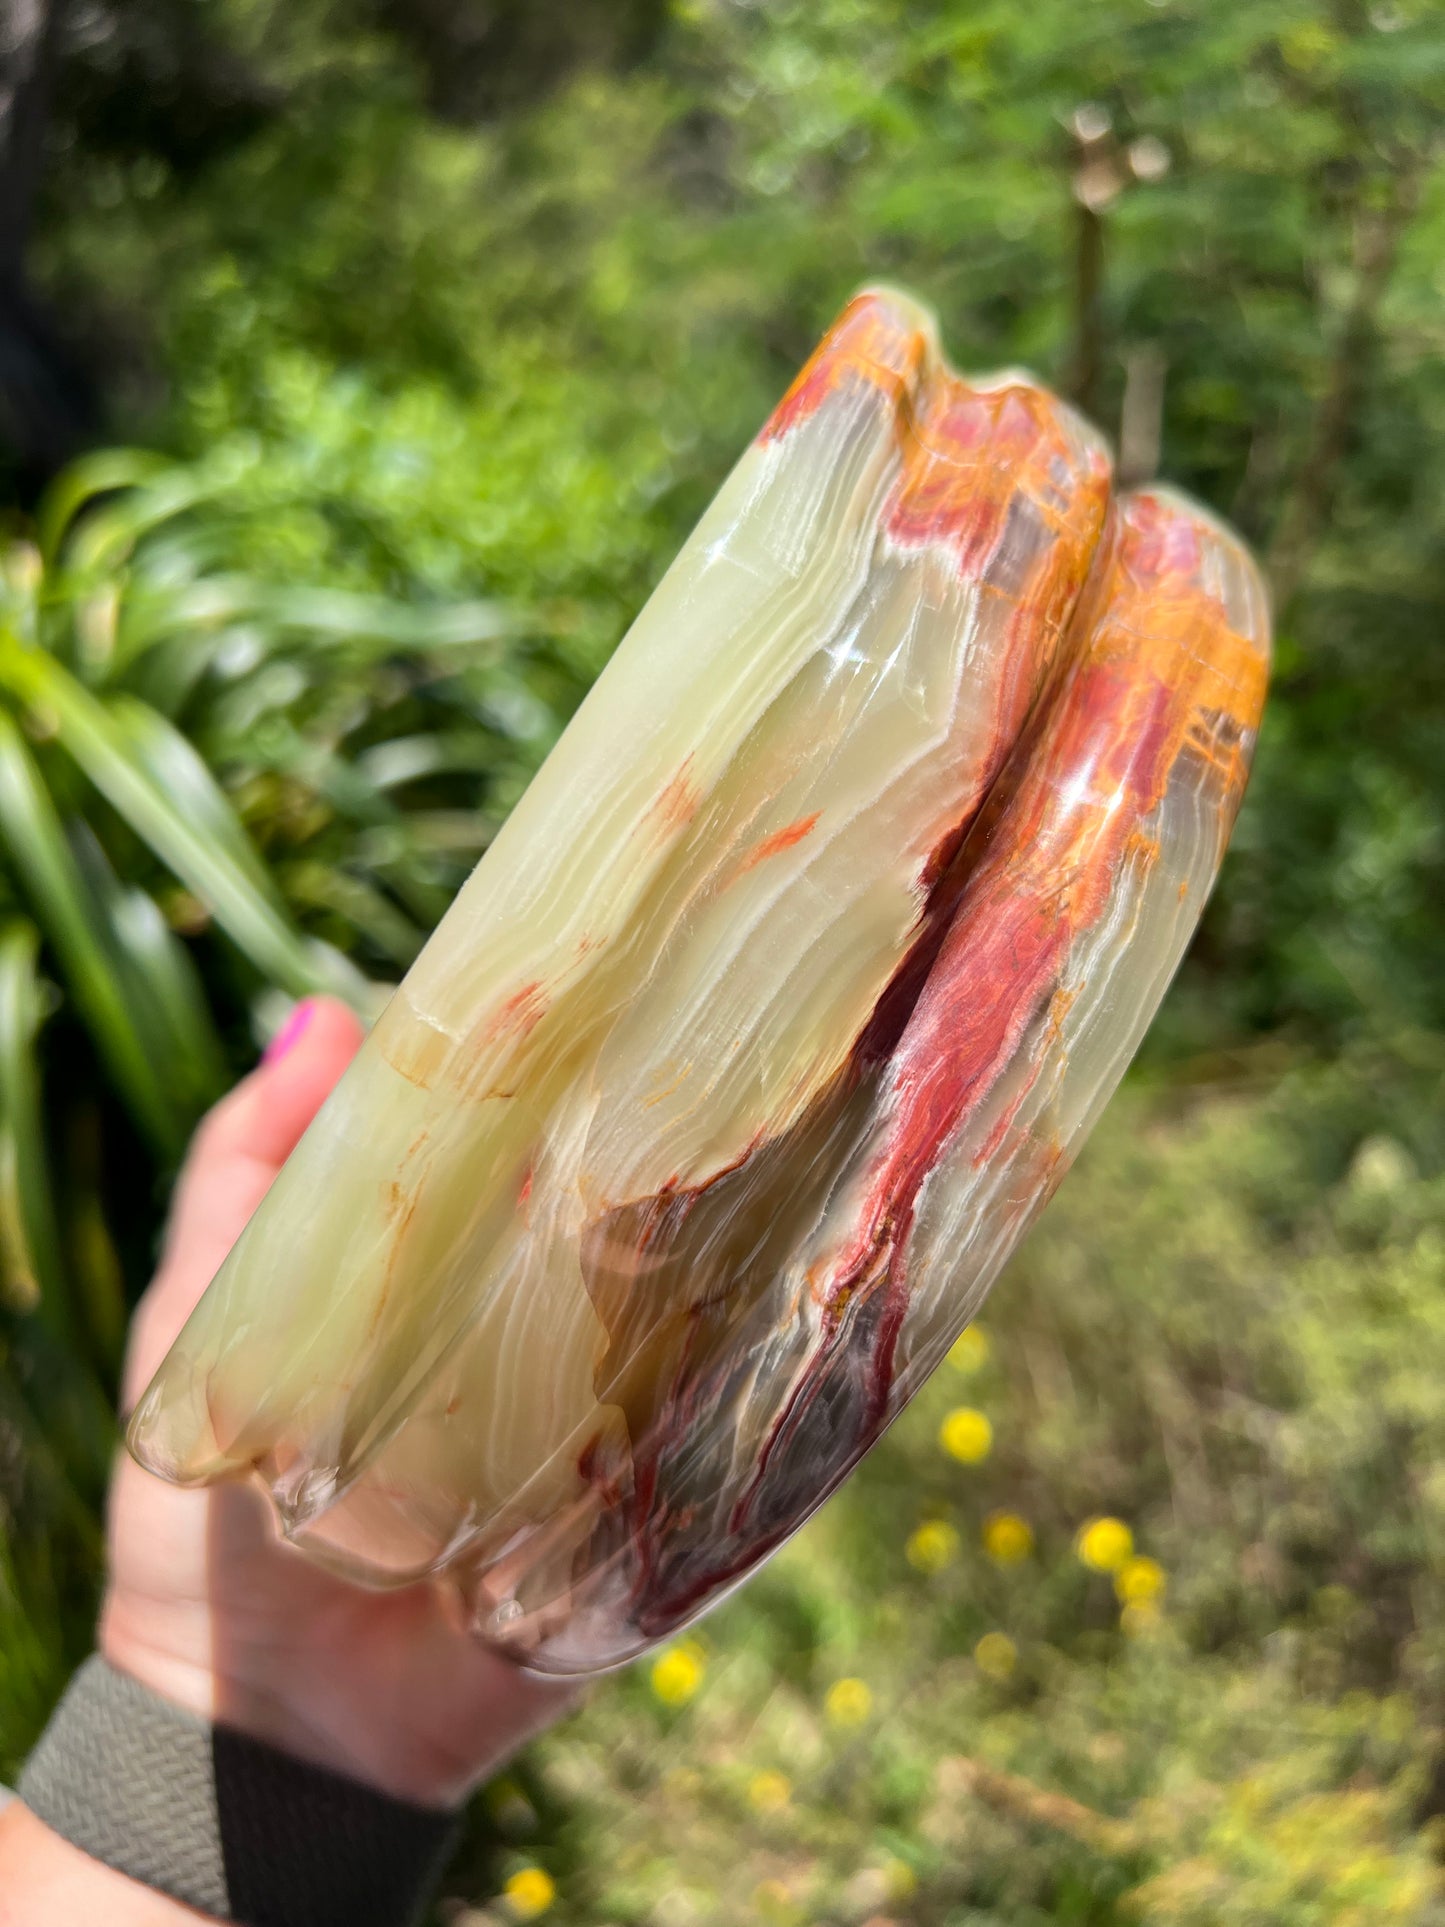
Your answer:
[106,693,284,910]
[0,923,68,1341]
[0,709,183,1154]
[35,448,173,571]
[0,646,369,1008]
[282,861,423,969]
[355,731,498,791]
[70,825,226,1118]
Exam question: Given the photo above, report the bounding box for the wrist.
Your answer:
[18,1656,461,1927]
[98,1602,460,1810]
[99,1582,571,1810]
[0,1801,210,1926]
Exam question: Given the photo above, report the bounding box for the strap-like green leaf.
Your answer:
[110,576,525,677]
[0,922,70,1342]
[58,467,221,581]
[60,1100,130,1378]
[107,693,284,909]
[0,711,183,1155]
[238,586,525,653]
[35,448,173,570]
[69,823,227,1119]
[0,647,368,1007]
[356,730,499,791]
[282,861,423,969]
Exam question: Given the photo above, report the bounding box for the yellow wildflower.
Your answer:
[884,1857,919,1900]
[752,1877,795,1921]
[982,1509,1034,1565]
[947,1325,991,1375]
[1075,1515,1133,1573]
[650,1638,706,1706]
[747,1769,792,1813]
[503,1866,556,1919]
[939,1406,993,1464]
[824,1676,874,1727]
[974,1631,1018,1680]
[1114,1554,1166,1605]
[906,1519,961,1573]
[1120,1598,1164,1639]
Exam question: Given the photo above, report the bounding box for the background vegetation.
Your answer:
[3,0,1445,1919]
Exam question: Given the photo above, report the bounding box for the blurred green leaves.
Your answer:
[0,448,545,1771]
[0,923,65,1332]
[494,1056,1445,1926]
[29,0,1445,1049]
[0,442,543,1207]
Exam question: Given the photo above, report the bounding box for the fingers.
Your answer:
[188,996,369,1175]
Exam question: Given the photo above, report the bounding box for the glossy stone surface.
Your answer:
[128,290,1269,1674]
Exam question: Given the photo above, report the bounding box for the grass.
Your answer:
[0,476,1440,1918]
[0,455,1440,1922]
[10,976,1441,1925]
[428,1052,1445,1924]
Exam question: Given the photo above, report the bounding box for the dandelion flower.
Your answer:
[974,1631,1018,1680]
[503,1866,556,1919]
[982,1510,1034,1565]
[939,1406,993,1464]
[947,1325,991,1375]
[1114,1554,1166,1605]
[884,1857,919,1900]
[825,1676,874,1727]
[753,1877,795,1921]
[1075,1515,1133,1573]
[747,1769,792,1813]
[906,1519,961,1572]
[1120,1598,1163,1639]
[651,1639,706,1706]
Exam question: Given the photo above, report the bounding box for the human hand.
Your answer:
[100,997,572,1809]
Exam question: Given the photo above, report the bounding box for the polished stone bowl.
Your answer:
[129,289,1270,1675]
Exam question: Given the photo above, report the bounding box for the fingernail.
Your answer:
[263,999,316,1065]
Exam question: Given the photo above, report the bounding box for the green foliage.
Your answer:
[0,455,545,1766]
[0,445,541,1164]
[439,1064,1445,1924]
[31,0,1445,1047]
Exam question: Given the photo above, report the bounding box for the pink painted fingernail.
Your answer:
[263,999,316,1065]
